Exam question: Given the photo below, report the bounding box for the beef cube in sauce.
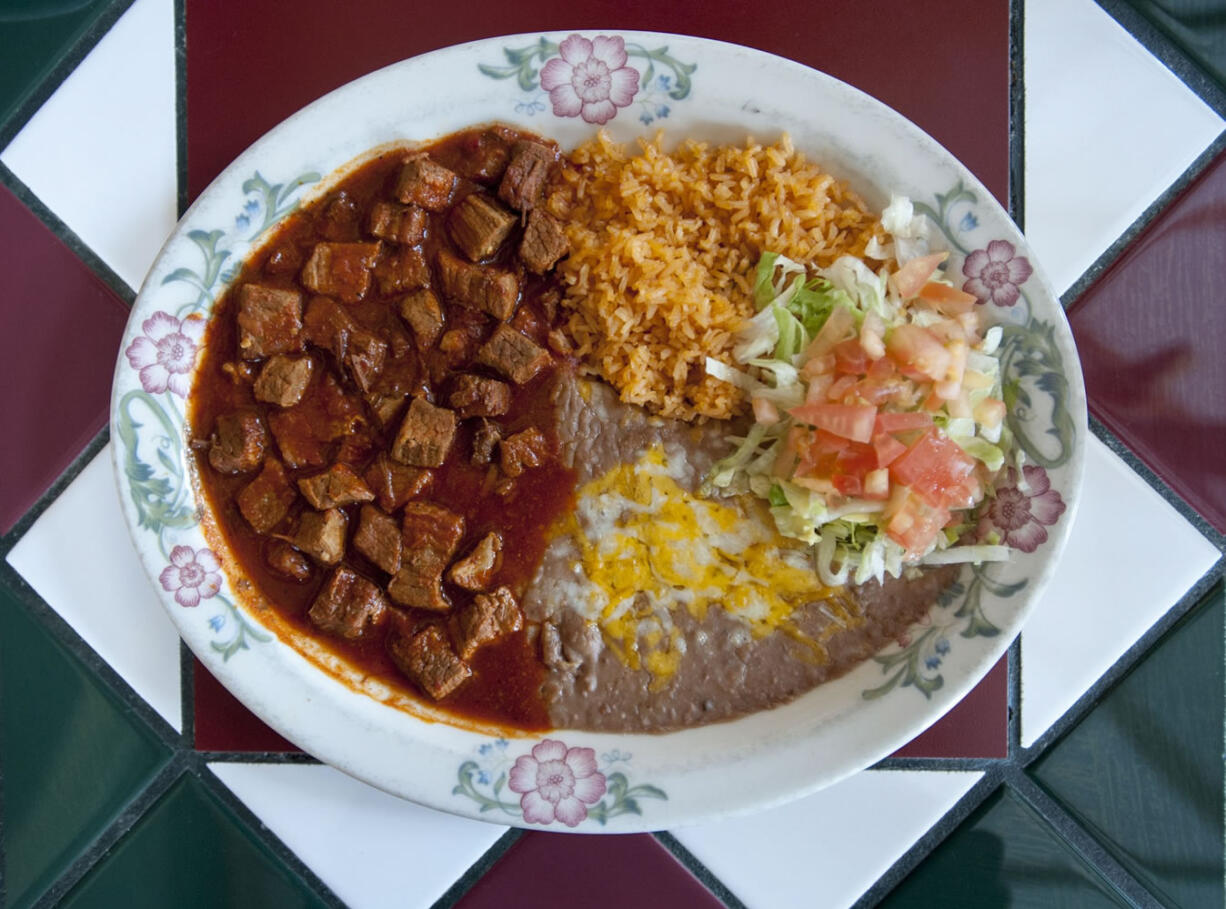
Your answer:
[363,452,433,512]
[344,327,387,392]
[375,247,431,296]
[395,156,458,212]
[447,531,503,591]
[388,557,449,612]
[498,140,555,211]
[236,458,296,533]
[236,285,303,359]
[208,409,268,474]
[253,354,314,407]
[294,508,347,565]
[403,502,466,562]
[476,324,550,385]
[471,418,502,465]
[368,201,427,245]
[392,397,456,467]
[448,374,511,418]
[447,193,517,262]
[519,209,569,274]
[296,463,374,510]
[353,504,403,575]
[452,128,512,183]
[388,624,471,700]
[265,539,311,581]
[300,242,381,303]
[309,566,388,641]
[398,288,445,350]
[365,392,407,429]
[436,250,519,321]
[455,586,522,659]
[500,427,550,477]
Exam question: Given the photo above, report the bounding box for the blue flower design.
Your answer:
[494,738,508,750]
[656,104,670,119]
[208,614,225,632]
[243,198,260,215]
[478,743,492,756]
[925,654,942,670]
[656,74,672,91]
[515,97,546,115]
[935,637,950,655]
[959,212,979,232]
[639,110,654,125]
[477,770,490,785]
[235,213,250,231]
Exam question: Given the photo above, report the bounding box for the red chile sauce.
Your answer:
[188,127,577,730]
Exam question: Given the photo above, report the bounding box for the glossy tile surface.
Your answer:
[1029,587,1224,907]
[193,660,296,752]
[1123,0,1226,89]
[60,775,328,909]
[0,582,170,908]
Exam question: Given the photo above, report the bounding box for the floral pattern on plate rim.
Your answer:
[454,738,666,828]
[116,170,319,659]
[479,33,696,125]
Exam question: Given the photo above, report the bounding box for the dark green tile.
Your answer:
[1121,0,1226,90]
[60,774,328,909]
[0,582,171,908]
[1029,588,1224,908]
[882,787,1131,909]
[0,0,116,132]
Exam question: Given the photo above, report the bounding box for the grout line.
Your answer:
[654,832,751,909]
[191,759,348,909]
[870,756,1003,773]
[180,640,196,749]
[0,0,137,151]
[1060,130,1226,310]
[0,685,7,909]
[0,159,136,306]
[198,751,320,764]
[1008,0,1025,233]
[174,0,188,218]
[851,771,1004,907]
[27,759,187,908]
[1093,0,1226,120]
[428,828,523,908]
[1005,769,1165,907]
[1007,636,1022,757]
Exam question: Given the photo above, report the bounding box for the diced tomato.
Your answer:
[888,430,977,508]
[863,468,890,500]
[973,396,1007,429]
[874,411,933,433]
[812,429,851,454]
[804,372,834,403]
[889,252,948,299]
[835,442,878,477]
[801,353,836,379]
[792,475,836,493]
[832,473,862,497]
[886,323,951,382]
[752,395,780,425]
[917,281,979,314]
[884,484,951,556]
[826,374,859,402]
[833,338,869,375]
[860,311,886,360]
[872,432,908,468]
[804,304,857,359]
[789,402,878,443]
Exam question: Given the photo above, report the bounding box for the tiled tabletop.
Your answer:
[1,1,1223,907]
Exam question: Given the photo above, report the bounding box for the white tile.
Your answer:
[210,763,506,909]
[1024,0,1223,294]
[7,445,182,728]
[1020,436,1219,746]
[1,0,177,291]
[673,770,982,909]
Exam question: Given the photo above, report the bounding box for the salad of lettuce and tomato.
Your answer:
[705,196,1021,587]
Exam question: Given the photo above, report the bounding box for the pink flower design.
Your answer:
[977,465,1066,552]
[125,311,205,397]
[961,239,1033,307]
[159,545,222,607]
[540,35,640,124]
[508,739,607,826]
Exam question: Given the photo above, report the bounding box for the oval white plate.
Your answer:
[112,31,1086,831]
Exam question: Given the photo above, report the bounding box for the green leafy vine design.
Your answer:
[998,321,1076,469]
[209,596,272,659]
[912,180,977,256]
[116,389,196,546]
[479,37,696,100]
[243,171,321,235]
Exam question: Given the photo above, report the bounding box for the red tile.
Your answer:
[892,656,1008,758]
[0,183,129,533]
[1069,149,1226,533]
[457,832,723,909]
[192,659,298,752]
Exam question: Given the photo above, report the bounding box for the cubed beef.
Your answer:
[237,285,303,359]
[455,586,523,659]
[353,504,402,575]
[387,551,449,612]
[398,288,445,349]
[320,191,360,240]
[476,324,550,384]
[519,209,569,273]
[388,624,471,699]
[392,397,457,467]
[300,242,381,303]
[436,249,519,320]
[471,418,502,465]
[402,501,466,561]
[447,532,503,591]
[309,567,388,641]
[499,140,555,211]
[395,156,457,211]
[294,508,347,565]
[264,244,302,275]
[500,427,550,477]
[363,453,433,511]
[296,463,374,509]
[253,355,314,407]
[335,424,378,468]
[368,201,427,245]
[546,329,573,355]
[344,327,387,392]
[452,129,512,183]
[448,193,517,262]
[302,296,354,359]
[366,392,406,428]
[448,374,511,418]
[265,539,312,581]
[236,458,296,533]
[375,247,431,295]
[208,409,268,474]
[268,370,365,469]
